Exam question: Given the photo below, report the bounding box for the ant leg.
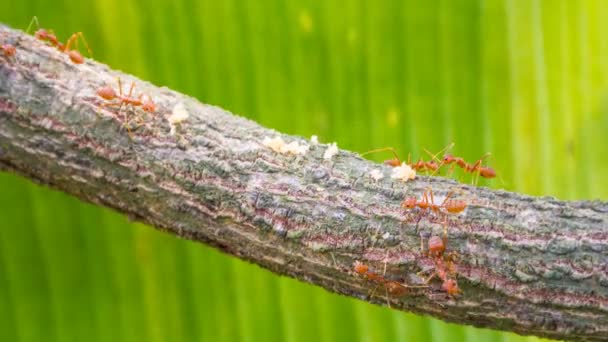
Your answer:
[369,283,381,300]
[421,189,429,207]
[330,253,338,268]
[419,232,425,254]
[424,272,438,284]
[127,81,136,98]
[77,32,92,57]
[443,215,448,247]
[440,191,454,208]
[473,169,480,186]
[115,78,126,116]
[447,164,457,178]
[65,32,93,57]
[117,77,124,97]
[427,187,436,207]
[64,33,80,52]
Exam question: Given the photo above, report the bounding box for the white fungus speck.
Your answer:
[391,162,416,182]
[323,142,338,160]
[310,135,319,144]
[263,136,309,156]
[263,136,286,152]
[369,169,384,181]
[168,102,189,135]
[281,141,309,155]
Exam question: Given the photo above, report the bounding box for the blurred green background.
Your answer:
[2,0,608,341]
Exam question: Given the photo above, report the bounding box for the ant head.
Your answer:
[68,50,84,64]
[97,86,117,100]
[442,154,454,164]
[142,98,156,113]
[353,261,368,275]
[402,197,417,209]
[2,44,16,57]
[34,29,48,40]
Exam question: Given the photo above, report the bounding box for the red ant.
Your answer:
[27,16,92,64]
[353,261,426,306]
[97,78,156,136]
[419,236,462,297]
[97,78,155,113]
[360,144,453,173]
[402,188,467,215]
[404,188,464,297]
[442,153,496,179]
[1,43,16,58]
[1,33,16,59]
[402,187,467,242]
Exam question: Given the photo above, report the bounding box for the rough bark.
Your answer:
[1,24,607,341]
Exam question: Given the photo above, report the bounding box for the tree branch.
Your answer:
[1,24,607,341]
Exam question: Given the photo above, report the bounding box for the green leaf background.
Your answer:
[2,0,607,341]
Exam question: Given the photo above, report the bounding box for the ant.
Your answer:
[26,16,92,64]
[442,153,496,180]
[1,33,16,59]
[353,261,426,307]
[419,235,462,297]
[360,143,454,174]
[97,78,155,113]
[97,78,156,136]
[402,188,467,216]
[404,187,466,259]
[1,43,16,59]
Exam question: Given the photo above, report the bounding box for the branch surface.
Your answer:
[1,25,607,341]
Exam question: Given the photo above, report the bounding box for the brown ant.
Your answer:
[27,16,92,64]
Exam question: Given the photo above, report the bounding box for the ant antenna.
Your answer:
[360,147,403,167]
[423,142,455,176]
[360,147,401,161]
[25,16,40,34]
